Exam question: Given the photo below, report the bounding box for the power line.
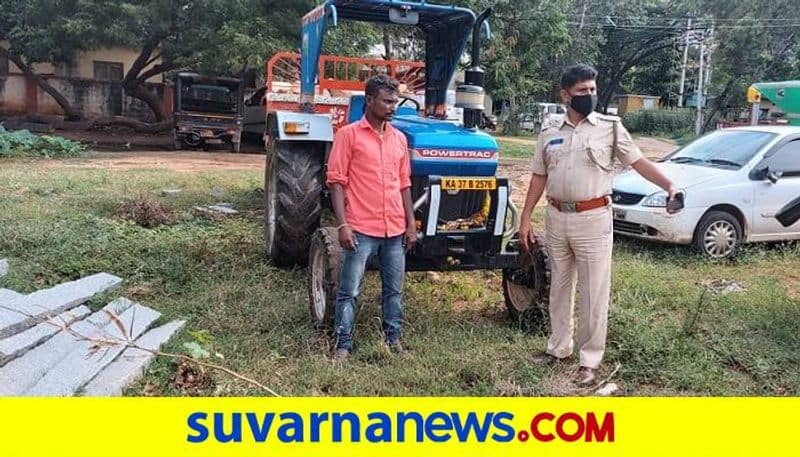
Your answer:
[572,15,800,22]
[566,22,800,30]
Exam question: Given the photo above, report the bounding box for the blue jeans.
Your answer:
[334,232,405,350]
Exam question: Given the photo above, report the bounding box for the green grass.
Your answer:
[496,138,536,159]
[1,155,798,396]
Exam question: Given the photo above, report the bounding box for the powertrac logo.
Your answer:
[413,149,497,159]
[187,410,614,444]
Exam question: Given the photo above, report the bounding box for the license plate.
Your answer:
[613,209,627,220]
[441,177,497,191]
[201,129,214,137]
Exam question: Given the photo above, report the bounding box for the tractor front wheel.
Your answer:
[264,138,323,267]
[308,227,341,329]
[502,240,551,330]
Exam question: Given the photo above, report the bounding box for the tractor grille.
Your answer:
[411,177,484,221]
[611,190,645,205]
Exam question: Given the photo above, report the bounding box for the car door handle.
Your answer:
[761,211,776,217]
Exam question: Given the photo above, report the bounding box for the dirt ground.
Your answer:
[49,151,266,172]
[498,134,676,159]
[49,135,676,206]
[498,135,676,205]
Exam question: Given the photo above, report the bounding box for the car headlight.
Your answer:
[642,190,686,208]
[642,191,668,207]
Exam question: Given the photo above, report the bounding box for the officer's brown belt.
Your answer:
[547,195,611,213]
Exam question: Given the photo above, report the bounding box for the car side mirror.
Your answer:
[766,168,783,184]
[756,166,783,183]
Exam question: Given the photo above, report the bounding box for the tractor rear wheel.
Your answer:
[502,240,551,330]
[264,138,323,267]
[308,227,341,329]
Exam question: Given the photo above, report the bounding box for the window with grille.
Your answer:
[93,61,124,81]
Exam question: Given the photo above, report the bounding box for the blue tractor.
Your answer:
[263,0,550,326]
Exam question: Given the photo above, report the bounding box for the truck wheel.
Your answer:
[502,240,551,330]
[308,227,341,329]
[264,139,323,267]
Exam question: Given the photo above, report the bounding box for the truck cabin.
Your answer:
[174,72,243,117]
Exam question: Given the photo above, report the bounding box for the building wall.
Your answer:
[0,73,171,121]
[1,42,162,82]
[616,95,661,115]
[1,42,168,121]
[0,75,27,113]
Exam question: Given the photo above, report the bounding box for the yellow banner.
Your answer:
[0,397,795,457]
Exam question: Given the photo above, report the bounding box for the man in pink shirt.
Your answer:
[326,75,417,360]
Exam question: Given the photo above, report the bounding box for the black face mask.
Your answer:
[570,93,598,117]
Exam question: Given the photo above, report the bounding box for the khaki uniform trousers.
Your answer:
[544,204,613,369]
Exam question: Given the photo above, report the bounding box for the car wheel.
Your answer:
[693,211,742,258]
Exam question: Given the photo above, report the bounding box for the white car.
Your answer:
[612,126,800,257]
[520,103,567,133]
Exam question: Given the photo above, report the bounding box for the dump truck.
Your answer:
[173,72,244,152]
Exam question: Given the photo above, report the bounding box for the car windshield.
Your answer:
[664,130,777,169]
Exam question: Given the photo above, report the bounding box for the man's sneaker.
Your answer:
[333,348,350,361]
[385,340,406,354]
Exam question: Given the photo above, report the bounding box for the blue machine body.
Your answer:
[392,115,499,177]
[346,91,498,180]
[273,0,521,273]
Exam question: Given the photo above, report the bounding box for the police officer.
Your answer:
[518,64,679,385]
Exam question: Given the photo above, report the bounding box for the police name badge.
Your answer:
[545,137,564,152]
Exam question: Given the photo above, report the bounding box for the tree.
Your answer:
[0,0,331,122]
[85,0,378,121]
[459,0,573,132]
[589,1,686,111]
[0,0,102,120]
[689,0,800,130]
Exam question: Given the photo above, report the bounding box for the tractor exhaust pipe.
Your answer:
[470,8,492,71]
[457,8,492,129]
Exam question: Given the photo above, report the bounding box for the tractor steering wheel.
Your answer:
[398,96,421,112]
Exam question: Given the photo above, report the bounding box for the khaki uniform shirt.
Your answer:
[531,111,643,202]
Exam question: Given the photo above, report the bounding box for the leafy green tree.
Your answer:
[0,0,102,120]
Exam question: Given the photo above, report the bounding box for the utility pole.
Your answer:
[678,18,692,108]
[695,35,705,136]
[702,26,714,100]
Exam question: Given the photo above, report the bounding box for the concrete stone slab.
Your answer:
[0,259,7,277]
[0,272,122,339]
[0,306,91,366]
[0,289,25,306]
[207,205,239,214]
[82,319,185,396]
[24,301,161,396]
[0,298,134,396]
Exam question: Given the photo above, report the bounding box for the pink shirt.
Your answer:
[326,117,412,238]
